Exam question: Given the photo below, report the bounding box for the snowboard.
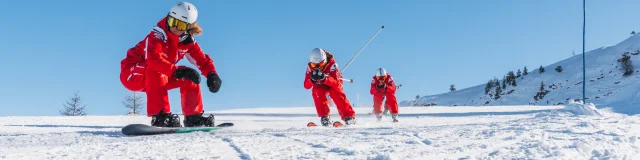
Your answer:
[121,122,234,136]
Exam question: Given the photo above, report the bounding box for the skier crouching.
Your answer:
[304,48,357,126]
[370,68,399,122]
[119,2,222,127]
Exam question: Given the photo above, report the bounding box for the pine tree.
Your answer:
[618,53,634,77]
[485,79,493,94]
[507,71,516,85]
[416,95,420,99]
[449,84,456,92]
[555,66,563,73]
[523,66,528,75]
[517,69,522,78]
[494,81,502,100]
[502,76,507,89]
[539,65,545,73]
[123,91,145,115]
[59,91,88,116]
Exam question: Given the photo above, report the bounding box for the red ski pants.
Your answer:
[373,92,399,115]
[311,85,355,120]
[120,64,203,116]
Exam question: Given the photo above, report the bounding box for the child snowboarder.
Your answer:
[370,68,399,122]
[119,2,222,127]
[304,48,356,126]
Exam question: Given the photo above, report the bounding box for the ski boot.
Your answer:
[151,112,182,127]
[376,114,383,122]
[320,116,331,127]
[344,117,356,125]
[391,114,398,123]
[184,113,215,127]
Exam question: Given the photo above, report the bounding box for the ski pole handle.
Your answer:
[340,78,354,83]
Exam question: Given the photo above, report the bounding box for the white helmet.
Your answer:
[309,48,327,64]
[169,2,198,24]
[375,68,387,77]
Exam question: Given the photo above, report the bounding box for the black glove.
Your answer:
[309,72,317,83]
[310,70,326,83]
[173,67,200,84]
[207,72,222,93]
[376,83,386,89]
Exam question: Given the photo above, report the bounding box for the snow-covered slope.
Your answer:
[401,34,640,115]
[1,105,639,159]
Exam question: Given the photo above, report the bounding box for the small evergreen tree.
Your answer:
[533,81,550,101]
[539,65,545,73]
[507,71,516,85]
[502,76,507,89]
[618,53,634,77]
[494,81,502,100]
[523,66,529,75]
[517,69,522,78]
[555,66,563,73]
[485,79,493,94]
[449,84,456,92]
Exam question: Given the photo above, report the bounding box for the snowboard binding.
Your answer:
[151,112,182,127]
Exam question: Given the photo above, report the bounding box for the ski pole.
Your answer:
[340,78,354,83]
[341,25,385,73]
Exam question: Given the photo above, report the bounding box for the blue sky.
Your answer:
[0,0,639,116]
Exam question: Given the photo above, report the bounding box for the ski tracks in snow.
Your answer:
[212,128,351,160]
[218,135,253,160]
[3,107,640,159]
[181,113,640,160]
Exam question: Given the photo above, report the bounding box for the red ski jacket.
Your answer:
[121,17,217,77]
[304,53,345,90]
[370,74,397,95]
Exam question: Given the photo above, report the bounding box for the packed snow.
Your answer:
[1,105,639,159]
[401,34,640,115]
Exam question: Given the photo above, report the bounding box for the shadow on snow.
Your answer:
[211,109,558,118]
[75,131,124,137]
[4,124,123,129]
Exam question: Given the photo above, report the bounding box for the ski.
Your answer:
[332,121,345,128]
[306,121,345,128]
[121,122,234,136]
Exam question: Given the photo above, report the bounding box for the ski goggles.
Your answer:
[167,15,192,31]
[376,75,387,81]
[309,61,326,68]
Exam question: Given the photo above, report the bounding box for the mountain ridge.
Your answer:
[401,34,640,115]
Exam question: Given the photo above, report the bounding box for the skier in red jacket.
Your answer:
[304,48,356,126]
[370,68,399,122]
[119,2,222,127]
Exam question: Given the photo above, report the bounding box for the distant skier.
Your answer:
[304,48,356,126]
[119,2,222,127]
[370,68,399,122]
